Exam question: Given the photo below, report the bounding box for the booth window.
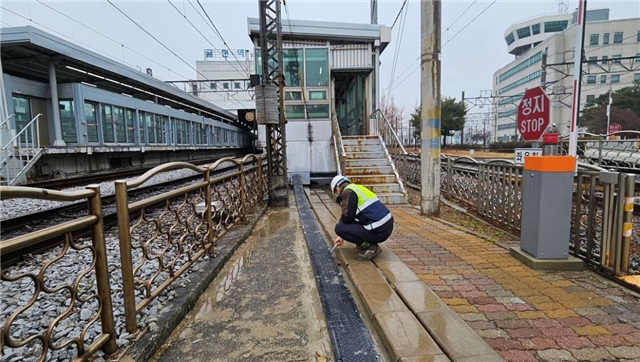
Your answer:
[305,48,329,86]
[59,100,77,144]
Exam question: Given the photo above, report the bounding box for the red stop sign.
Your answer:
[608,123,622,133]
[517,87,550,141]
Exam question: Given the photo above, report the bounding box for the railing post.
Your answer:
[238,161,246,222]
[446,157,453,195]
[114,180,138,334]
[621,174,635,274]
[597,136,603,167]
[257,157,264,202]
[204,169,214,254]
[86,185,118,355]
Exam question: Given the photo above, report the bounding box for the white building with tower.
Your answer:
[195,48,256,113]
[492,7,640,142]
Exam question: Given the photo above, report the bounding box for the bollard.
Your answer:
[510,155,584,270]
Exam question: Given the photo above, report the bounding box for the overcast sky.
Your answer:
[1,0,639,116]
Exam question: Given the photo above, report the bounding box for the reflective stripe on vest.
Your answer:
[345,183,391,230]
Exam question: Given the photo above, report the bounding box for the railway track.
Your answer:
[23,156,237,190]
[0,160,253,267]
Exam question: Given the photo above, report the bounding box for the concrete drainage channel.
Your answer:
[293,176,381,361]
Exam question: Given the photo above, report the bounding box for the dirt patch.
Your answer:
[406,188,517,244]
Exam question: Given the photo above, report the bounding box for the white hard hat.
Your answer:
[331,175,349,195]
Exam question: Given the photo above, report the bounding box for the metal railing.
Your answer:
[371,109,408,194]
[0,114,15,129]
[0,185,117,361]
[330,112,346,175]
[0,114,44,185]
[399,154,638,276]
[559,131,640,172]
[115,154,265,334]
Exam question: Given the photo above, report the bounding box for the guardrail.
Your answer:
[371,109,408,194]
[330,113,346,176]
[400,154,638,276]
[0,185,117,361]
[1,152,268,361]
[1,114,43,185]
[115,154,265,334]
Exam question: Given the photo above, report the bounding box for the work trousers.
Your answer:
[335,217,394,248]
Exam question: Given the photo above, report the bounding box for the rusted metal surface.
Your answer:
[0,185,117,361]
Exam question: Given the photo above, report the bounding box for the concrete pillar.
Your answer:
[0,58,9,123]
[49,61,66,147]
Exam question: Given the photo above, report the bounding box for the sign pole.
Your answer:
[568,0,587,161]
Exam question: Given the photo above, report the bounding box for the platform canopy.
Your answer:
[1,26,250,127]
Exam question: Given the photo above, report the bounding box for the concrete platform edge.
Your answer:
[119,205,268,362]
[305,189,503,362]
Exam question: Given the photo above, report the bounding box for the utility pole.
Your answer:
[257,0,288,205]
[606,86,612,136]
[420,0,441,215]
[569,0,587,161]
[371,0,378,24]
[461,91,465,144]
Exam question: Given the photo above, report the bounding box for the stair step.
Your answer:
[342,135,379,139]
[345,158,391,167]
[343,145,384,153]
[342,139,381,146]
[345,166,394,175]
[358,183,402,193]
[347,174,397,184]
[376,192,408,205]
[345,151,388,159]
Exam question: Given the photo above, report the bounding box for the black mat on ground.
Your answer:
[293,176,379,362]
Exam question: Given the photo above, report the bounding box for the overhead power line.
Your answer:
[166,0,247,77]
[389,0,498,94]
[106,0,247,110]
[34,0,183,83]
[0,5,147,74]
[193,0,250,76]
[391,0,408,29]
[444,0,477,35]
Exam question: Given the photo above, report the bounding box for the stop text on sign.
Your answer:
[520,117,546,134]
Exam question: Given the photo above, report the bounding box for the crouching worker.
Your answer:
[330,175,394,261]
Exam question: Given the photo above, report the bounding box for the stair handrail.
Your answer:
[1,114,42,151]
[372,109,408,155]
[371,109,408,195]
[331,112,346,175]
[1,114,15,129]
[1,114,43,185]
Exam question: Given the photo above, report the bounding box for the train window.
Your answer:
[138,112,146,144]
[114,106,126,143]
[101,105,115,143]
[84,102,98,143]
[126,109,135,144]
[59,100,77,144]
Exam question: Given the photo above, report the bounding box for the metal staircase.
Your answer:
[331,113,408,204]
[0,114,44,185]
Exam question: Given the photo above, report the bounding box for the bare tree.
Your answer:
[380,94,404,133]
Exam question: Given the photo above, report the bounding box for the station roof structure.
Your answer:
[247,18,391,52]
[1,26,247,126]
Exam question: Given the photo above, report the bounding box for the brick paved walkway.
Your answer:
[387,206,640,362]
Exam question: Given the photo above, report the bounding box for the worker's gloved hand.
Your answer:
[334,237,344,247]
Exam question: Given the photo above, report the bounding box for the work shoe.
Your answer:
[355,244,382,261]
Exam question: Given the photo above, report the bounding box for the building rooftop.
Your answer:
[247,17,391,52]
[1,26,244,125]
